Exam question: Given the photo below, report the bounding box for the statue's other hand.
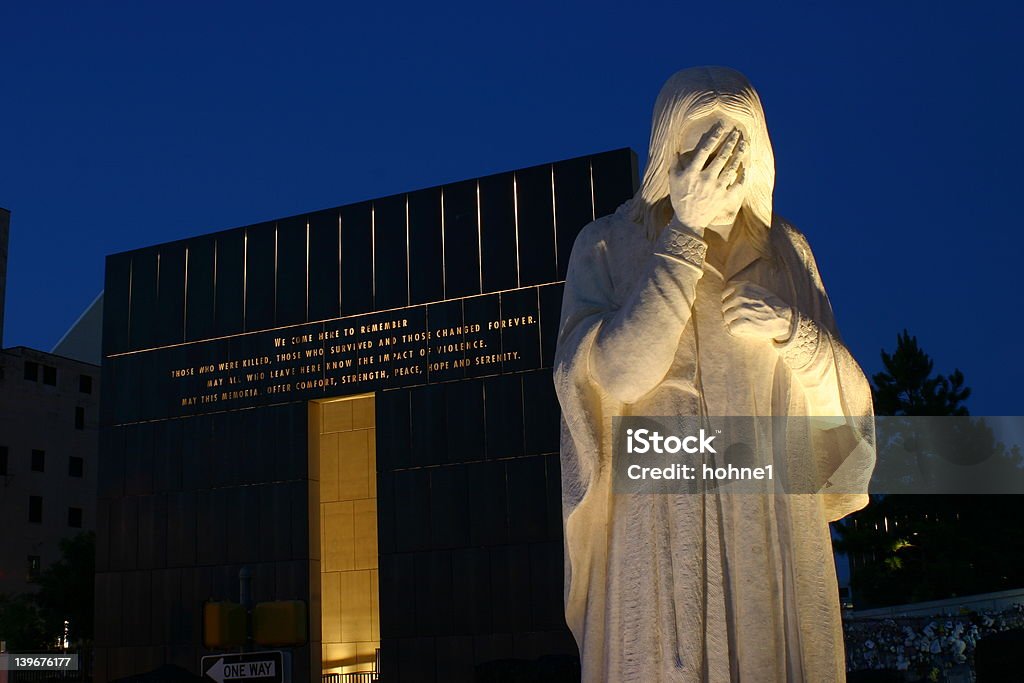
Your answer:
[668,122,746,233]
[721,281,792,341]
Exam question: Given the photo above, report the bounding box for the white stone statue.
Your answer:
[553,66,876,682]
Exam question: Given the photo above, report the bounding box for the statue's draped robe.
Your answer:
[553,204,875,682]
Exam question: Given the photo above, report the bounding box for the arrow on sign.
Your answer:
[205,659,226,683]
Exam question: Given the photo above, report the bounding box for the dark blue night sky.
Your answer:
[1,2,1021,414]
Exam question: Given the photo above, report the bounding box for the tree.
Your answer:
[33,531,95,643]
[871,329,970,416]
[833,331,1024,607]
[0,593,48,650]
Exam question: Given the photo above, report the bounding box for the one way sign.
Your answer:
[201,651,289,683]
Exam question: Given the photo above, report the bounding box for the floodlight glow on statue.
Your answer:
[554,67,876,682]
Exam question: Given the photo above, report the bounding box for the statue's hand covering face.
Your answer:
[553,66,876,683]
[663,119,749,233]
[632,67,776,243]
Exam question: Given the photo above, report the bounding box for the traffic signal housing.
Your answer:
[253,600,308,647]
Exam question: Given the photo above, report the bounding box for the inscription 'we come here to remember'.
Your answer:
[107,286,552,423]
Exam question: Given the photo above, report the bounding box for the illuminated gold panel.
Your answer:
[320,433,340,502]
[353,499,377,570]
[322,572,341,642]
[352,398,375,430]
[340,570,373,642]
[337,430,370,501]
[314,394,379,676]
[324,501,355,572]
[323,399,354,433]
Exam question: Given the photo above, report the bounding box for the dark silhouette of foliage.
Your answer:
[33,531,95,643]
[833,331,1024,608]
[871,330,970,417]
[0,532,94,649]
[0,593,48,650]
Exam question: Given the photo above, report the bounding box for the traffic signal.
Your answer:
[202,601,246,649]
[252,600,308,646]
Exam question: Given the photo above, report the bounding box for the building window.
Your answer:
[23,361,57,384]
[69,456,83,478]
[79,374,93,394]
[29,496,42,523]
[31,449,45,472]
[27,555,41,581]
[68,507,83,528]
[74,407,85,430]
[0,446,7,475]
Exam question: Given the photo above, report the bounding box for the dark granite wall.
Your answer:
[94,403,318,681]
[97,149,637,682]
[375,369,569,682]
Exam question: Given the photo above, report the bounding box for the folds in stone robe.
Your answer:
[553,202,875,682]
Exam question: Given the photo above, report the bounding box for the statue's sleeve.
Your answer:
[774,225,876,521]
[553,216,709,623]
[774,310,846,417]
[553,216,706,507]
[580,218,708,404]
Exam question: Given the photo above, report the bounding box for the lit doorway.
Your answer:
[311,394,380,678]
